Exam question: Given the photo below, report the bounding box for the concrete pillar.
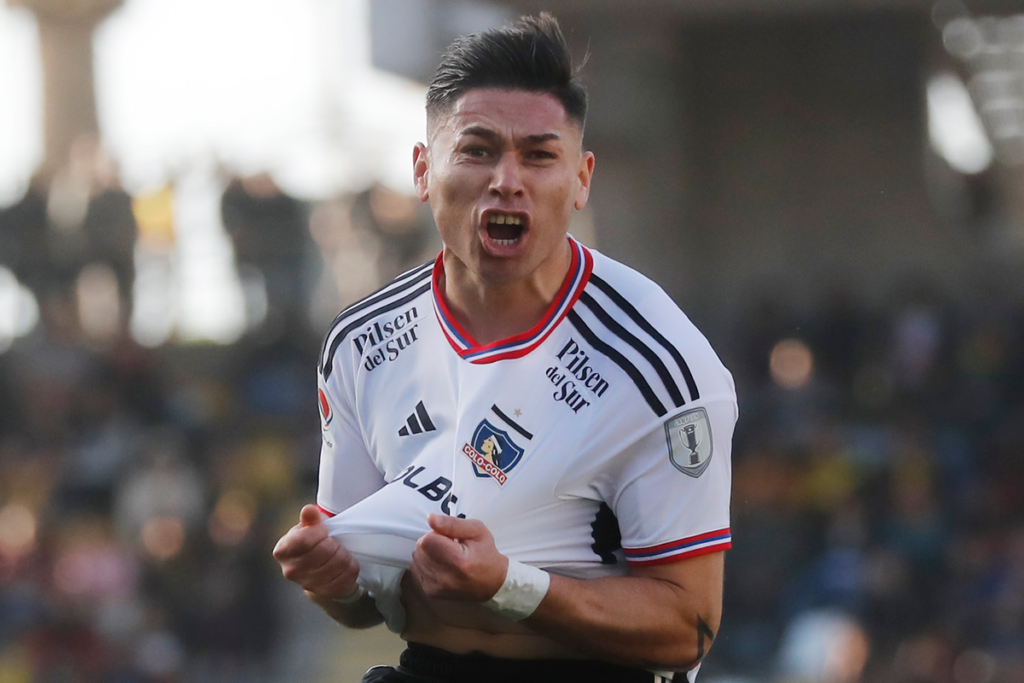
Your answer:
[6,0,122,177]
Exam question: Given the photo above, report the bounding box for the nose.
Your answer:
[489,152,525,198]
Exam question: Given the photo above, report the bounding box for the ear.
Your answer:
[574,151,595,211]
[413,143,430,202]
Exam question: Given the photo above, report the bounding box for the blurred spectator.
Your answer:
[0,135,137,334]
[307,194,381,326]
[221,173,310,326]
[351,183,440,282]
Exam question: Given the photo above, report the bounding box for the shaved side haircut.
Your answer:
[426,12,587,132]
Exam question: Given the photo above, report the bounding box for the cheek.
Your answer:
[539,177,577,220]
[434,172,485,225]
[433,168,480,207]
[430,177,473,245]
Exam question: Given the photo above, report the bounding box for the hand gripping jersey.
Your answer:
[317,237,736,638]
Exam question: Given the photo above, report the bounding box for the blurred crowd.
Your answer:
[0,145,436,683]
[0,145,1022,683]
[718,285,1024,683]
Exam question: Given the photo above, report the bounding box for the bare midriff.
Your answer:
[399,572,583,659]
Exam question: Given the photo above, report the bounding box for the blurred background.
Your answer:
[1,0,1023,681]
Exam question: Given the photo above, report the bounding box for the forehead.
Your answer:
[437,89,576,141]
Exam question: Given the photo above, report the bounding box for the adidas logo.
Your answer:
[398,401,436,437]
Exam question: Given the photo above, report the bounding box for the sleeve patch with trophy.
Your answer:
[665,408,713,477]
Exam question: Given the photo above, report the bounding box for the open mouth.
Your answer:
[485,212,526,246]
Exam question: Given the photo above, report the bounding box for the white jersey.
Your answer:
[316,237,736,634]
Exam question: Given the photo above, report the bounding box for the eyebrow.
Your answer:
[459,126,562,146]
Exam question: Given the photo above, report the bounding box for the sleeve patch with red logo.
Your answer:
[318,388,333,429]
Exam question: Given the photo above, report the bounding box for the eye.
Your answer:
[526,150,557,160]
[463,146,490,158]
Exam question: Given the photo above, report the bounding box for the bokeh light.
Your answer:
[0,266,39,353]
[52,542,138,599]
[0,503,37,559]
[0,4,42,205]
[140,516,185,561]
[77,263,123,342]
[777,610,870,683]
[209,490,257,547]
[927,72,993,174]
[769,338,815,390]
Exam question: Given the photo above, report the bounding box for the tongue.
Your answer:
[488,222,522,240]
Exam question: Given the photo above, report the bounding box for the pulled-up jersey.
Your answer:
[316,237,736,632]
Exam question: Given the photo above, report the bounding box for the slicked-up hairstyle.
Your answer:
[426,13,587,131]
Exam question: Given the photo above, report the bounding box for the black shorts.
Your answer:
[360,643,677,683]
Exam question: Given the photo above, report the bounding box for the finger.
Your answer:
[417,530,462,564]
[410,534,506,602]
[286,536,346,576]
[273,521,329,561]
[410,543,449,594]
[300,504,324,528]
[282,539,357,587]
[317,564,362,598]
[427,513,486,541]
[298,546,360,595]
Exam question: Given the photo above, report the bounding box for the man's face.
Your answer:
[413,89,594,286]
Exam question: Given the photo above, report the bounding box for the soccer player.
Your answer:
[273,13,736,683]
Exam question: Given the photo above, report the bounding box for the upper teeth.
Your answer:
[489,214,521,225]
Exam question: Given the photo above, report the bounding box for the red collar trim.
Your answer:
[432,237,593,363]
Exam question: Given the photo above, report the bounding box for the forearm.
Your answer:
[521,556,723,670]
[411,515,724,670]
[305,589,386,629]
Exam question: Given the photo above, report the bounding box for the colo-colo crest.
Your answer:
[461,419,525,486]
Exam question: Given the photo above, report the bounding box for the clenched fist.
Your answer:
[273,504,361,603]
[410,513,508,602]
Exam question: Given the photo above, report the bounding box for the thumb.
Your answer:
[300,504,324,528]
[427,513,483,541]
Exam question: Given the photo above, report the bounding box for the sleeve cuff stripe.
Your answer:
[623,528,731,557]
[626,542,731,566]
[317,505,338,518]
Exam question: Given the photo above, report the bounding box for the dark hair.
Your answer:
[426,13,587,130]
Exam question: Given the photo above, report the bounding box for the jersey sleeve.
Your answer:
[610,389,736,567]
[572,259,737,568]
[315,369,386,516]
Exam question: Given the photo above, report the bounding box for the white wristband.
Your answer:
[483,559,550,621]
[332,585,366,605]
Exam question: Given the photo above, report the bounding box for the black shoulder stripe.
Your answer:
[323,261,431,345]
[319,262,432,370]
[321,281,431,380]
[589,274,700,401]
[578,291,685,408]
[567,310,667,417]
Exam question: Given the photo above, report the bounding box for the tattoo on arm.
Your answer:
[686,616,715,667]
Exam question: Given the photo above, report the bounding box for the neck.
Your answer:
[440,239,572,346]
